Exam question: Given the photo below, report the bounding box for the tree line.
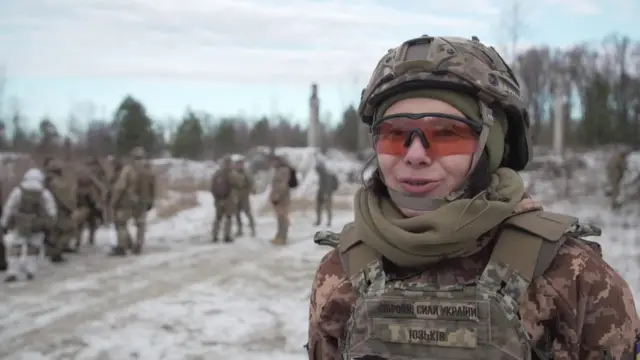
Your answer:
[0,32,637,160]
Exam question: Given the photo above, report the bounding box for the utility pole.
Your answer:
[552,77,566,157]
[308,83,319,149]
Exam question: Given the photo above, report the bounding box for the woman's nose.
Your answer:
[403,136,432,167]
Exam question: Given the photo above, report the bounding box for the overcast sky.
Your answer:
[0,0,638,128]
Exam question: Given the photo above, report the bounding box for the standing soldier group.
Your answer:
[210,155,261,243]
[0,146,157,282]
[0,148,338,282]
[209,154,337,246]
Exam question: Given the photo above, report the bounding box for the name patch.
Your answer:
[377,301,479,321]
[376,321,478,349]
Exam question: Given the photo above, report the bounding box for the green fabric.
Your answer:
[354,167,525,267]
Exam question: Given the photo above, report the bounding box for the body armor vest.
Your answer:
[343,257,533,360]
[13,187,45,236]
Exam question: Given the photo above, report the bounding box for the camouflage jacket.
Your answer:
[317,170,333,197]
[308,235,640,360]
[235,169,255,196]
[607,154,628,181]
[76,166,107,209]
[110,163,156,209]
[269,164,291,204]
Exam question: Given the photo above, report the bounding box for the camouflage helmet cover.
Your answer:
[130,146,146,158]
[221,155,232,167]
[358,35,531,170]
[46,158,64,172]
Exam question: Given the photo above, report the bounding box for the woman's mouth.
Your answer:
[398,179,442,195]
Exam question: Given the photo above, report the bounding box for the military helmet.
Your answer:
[130,146,146,159]
[358,35,531,170]
[46,158,64,172]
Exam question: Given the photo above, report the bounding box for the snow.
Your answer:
[0,146,639,359]
[0,191,343,360]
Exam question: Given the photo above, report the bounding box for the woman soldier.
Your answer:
[308,35,640,360]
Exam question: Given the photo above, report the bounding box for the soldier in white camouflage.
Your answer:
[1,168,57,282]
[109,147,156,256]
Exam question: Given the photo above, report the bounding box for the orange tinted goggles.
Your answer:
[372,113,480,157]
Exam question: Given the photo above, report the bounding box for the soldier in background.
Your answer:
[109,147,156,256]
[72,157,108,249]
[211,156,239,243]
[1,168,56,282]
[233,159,256,237]
[269,155,295,245]
[314,162,339,227]
[606,147,632,209]
[44,158,76,262]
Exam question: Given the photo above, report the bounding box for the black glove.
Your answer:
[2,227,8,235]
[146,203,153,211]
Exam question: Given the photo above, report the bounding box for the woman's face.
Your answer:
[375,98,478,216]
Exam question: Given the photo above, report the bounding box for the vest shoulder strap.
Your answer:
[490,210,578,283]
[313,222,379,279]
[314,210,584,288]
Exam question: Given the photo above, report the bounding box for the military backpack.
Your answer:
[211,171,232,199]
[13,187,48,236]
[288,165,299,188]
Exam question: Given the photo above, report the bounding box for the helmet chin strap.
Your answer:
[385,102,495,212]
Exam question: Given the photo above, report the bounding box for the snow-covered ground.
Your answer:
[1,147,639,360]
[0,192,342,360]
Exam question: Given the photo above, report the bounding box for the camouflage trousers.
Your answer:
[45,215,75,260]
[608,173,624,208]
[114,206,147,254]
[271,197,290,244]
[213,196,237,242]
[4,232,44,279]
[72,206,103,249]
[315,193,333,226]
[235,194,255,236]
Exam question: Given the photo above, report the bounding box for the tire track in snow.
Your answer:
[0,236,281,357]
[1,233,204,297]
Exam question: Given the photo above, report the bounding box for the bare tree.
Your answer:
[497,0,528,66]
[516,47,552,142]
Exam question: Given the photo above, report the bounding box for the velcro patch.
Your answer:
[372,319,478,348]
[368,298,484,322]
